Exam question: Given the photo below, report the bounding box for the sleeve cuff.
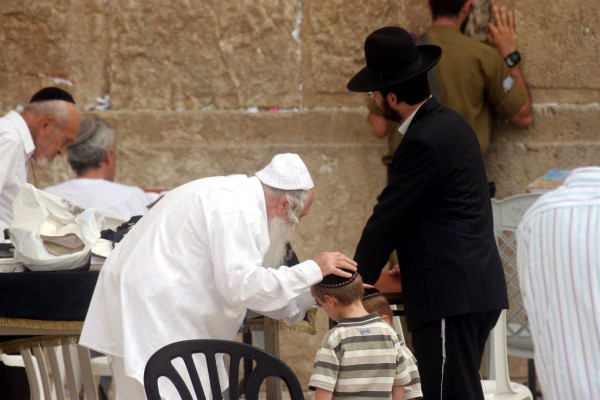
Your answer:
[295,259,323,285]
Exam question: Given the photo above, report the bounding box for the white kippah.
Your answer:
[255,153,314,190]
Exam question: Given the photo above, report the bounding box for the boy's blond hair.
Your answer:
[311,272,364,306]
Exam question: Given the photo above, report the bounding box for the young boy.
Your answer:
[309,272,413,400]
[362,287,422,400]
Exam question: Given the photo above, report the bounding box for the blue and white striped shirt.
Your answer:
[517,167,600,400]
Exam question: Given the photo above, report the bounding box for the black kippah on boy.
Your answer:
[29,87,76,104]
[316,271,358,288]
[362,286,385,301]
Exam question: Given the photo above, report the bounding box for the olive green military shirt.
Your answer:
[426,25,525,154]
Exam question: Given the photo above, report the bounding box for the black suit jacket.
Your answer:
[354,98,508,331]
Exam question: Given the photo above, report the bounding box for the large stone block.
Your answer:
[0,0,109,110]
[108,0,301,110]
[301,0,430,108]
[518,0,600,91]
[300,0,495,108]
[487,104,600,198]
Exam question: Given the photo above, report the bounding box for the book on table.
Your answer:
[527,169,571,194]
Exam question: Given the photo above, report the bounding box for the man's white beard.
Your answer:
[262,216,295,268]
[34,157,49,165]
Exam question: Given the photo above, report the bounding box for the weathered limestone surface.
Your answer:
[109,1,301,110]
[488,104,600,198]
[0,0,109,110]
[2,0,600,390]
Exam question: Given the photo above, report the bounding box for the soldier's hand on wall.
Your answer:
[487,5,518,58]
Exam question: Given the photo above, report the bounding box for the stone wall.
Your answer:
[2,0,600,390]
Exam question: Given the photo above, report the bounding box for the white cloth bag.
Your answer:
[9,183,105,271]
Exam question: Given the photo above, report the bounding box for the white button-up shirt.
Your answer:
[80,175,322,384]
[0,111,34,234]
[518,167,600,399]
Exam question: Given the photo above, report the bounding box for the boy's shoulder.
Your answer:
[325,314,399,341]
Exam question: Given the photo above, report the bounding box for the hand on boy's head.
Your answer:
[312,252,357,278]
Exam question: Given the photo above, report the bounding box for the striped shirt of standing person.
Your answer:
[517,167,600,400]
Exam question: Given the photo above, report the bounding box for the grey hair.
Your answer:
[24,100,71,128]
[67,117,115,175]
[263,185,310,224]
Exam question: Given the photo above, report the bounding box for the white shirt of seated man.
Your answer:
[44,117,158,221]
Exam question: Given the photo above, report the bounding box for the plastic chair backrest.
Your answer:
[15,337,99,400]
[491,194,540,360]
[144,339,305,400]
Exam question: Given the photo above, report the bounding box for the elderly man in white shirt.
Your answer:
[80,153,357,399]
[45,117,158,220]
[0,87,81,236]
[0,86,80,398]
[517,167,600,400]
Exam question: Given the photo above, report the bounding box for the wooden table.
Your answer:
[0,319,82,337]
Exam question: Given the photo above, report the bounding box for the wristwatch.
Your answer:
[504,51,521,67]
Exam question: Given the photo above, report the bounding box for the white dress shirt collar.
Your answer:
[5,110,35,157]
[398,95,433,135]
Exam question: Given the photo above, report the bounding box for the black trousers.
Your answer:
[411,310,501,400]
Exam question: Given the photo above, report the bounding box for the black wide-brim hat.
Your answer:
[347,26,442,92]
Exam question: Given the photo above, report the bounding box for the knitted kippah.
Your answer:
[29,87,76,104]
[362,287,385,301]
[316,271,358,288]
[69,117,99,148]
[255,153,314,190]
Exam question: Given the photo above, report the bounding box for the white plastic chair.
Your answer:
[0,353,45,396]
[1,342,116,400]
[0,337,99,400]
[490,194,541,393]
[481,310,533,399]
[390,304,406,343]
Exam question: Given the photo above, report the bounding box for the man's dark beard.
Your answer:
[381,96,402,122]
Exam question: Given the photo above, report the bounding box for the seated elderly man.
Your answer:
[45,117,158,220]
[80,153,357,399]
[0,87,80,399]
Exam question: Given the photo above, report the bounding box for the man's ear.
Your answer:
[103,147,114,165]
[323,294,336,306]
[276,196,290,216]
[386,92,398,107]
[380,314,392,324]
[37,115,57,138]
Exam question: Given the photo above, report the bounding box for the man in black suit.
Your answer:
[348,27,508,399]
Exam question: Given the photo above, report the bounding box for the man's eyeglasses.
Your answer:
[368,91,375,98]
